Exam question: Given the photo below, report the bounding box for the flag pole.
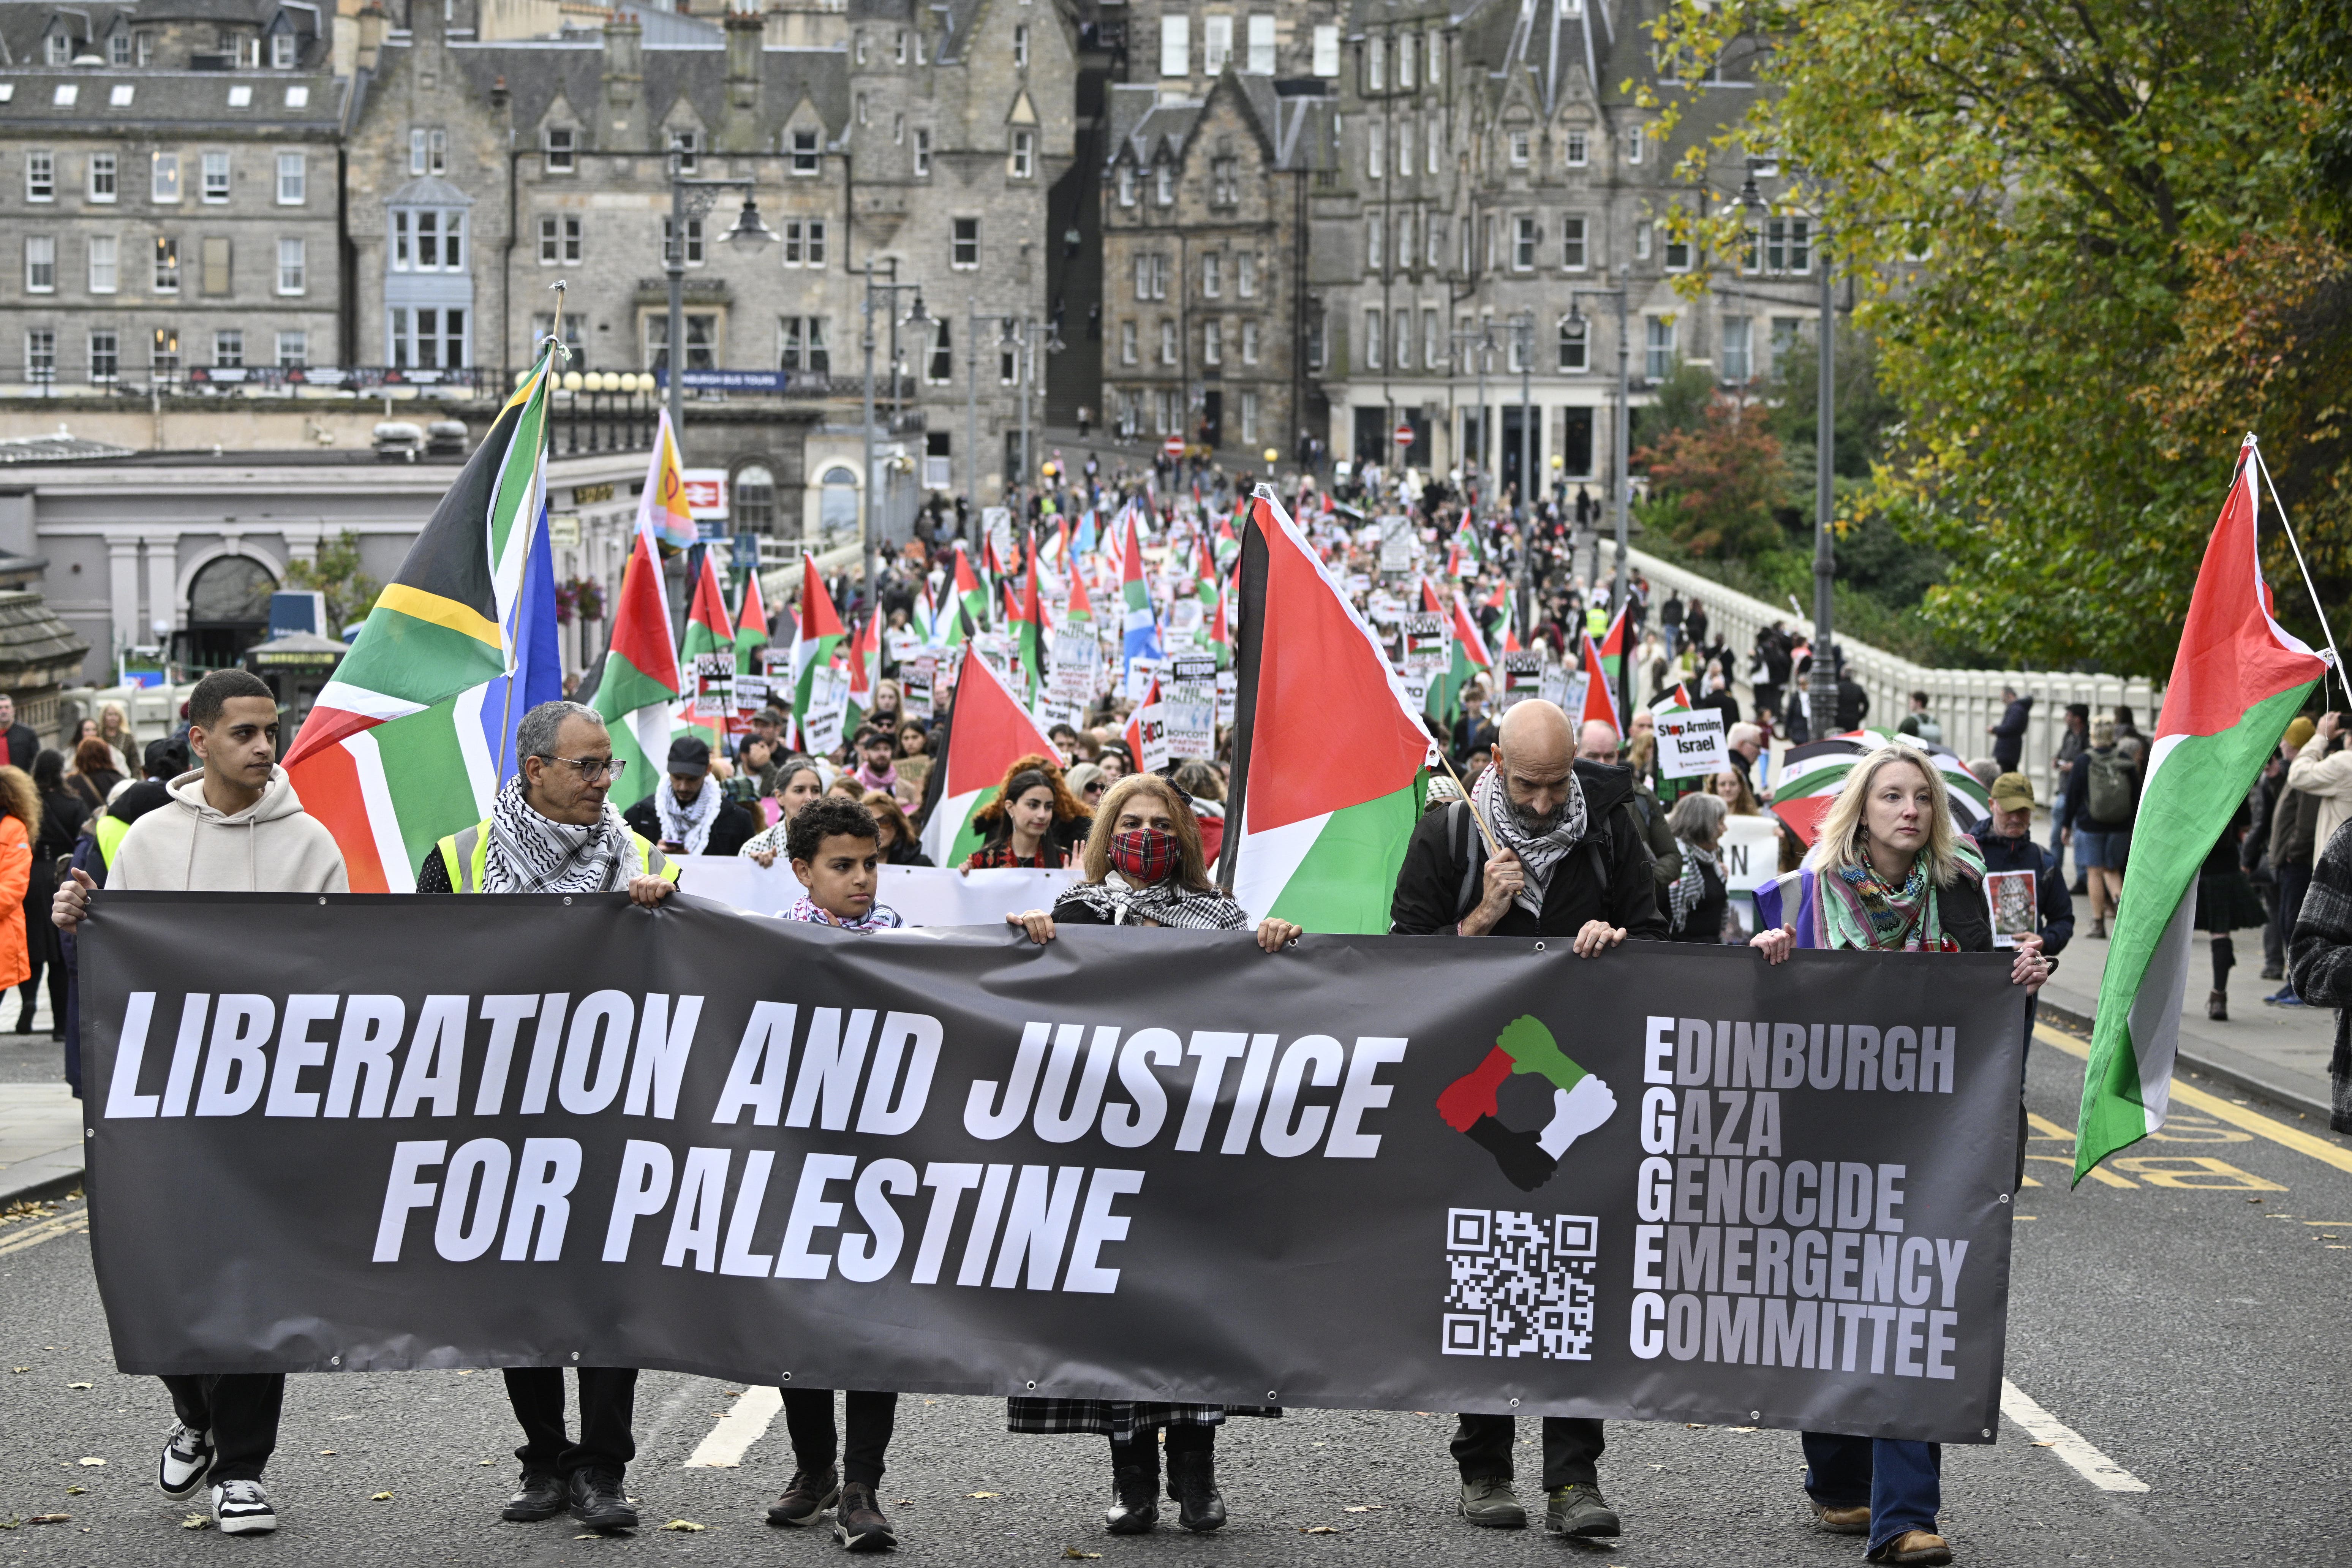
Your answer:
[495,281,566,791]
[1434,749,1500,856]
[2248,435,2346,707]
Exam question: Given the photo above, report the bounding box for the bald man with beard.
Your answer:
[1389,699,1663,1543]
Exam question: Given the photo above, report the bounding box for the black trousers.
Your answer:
[781,1389,897,1488]
[1452,1413,1604,1491]
[160,1372,283,1485]
[504,1367,637,1479]
[1108,1422,1212,1476]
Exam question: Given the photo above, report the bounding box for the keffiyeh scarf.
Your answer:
[1667,839,1718,935]
[1814,838,1987,952]
[1473,760,1589,916]
[653,778,721,856]
[784,897,903,932]
[1057,871,1248,931]
[482,774,642,893]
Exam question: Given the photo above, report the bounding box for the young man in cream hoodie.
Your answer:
[54,667,345,1535]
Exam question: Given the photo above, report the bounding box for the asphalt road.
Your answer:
[4,1022,2347,1567]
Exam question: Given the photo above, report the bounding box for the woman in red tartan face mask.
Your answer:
[999,770,1301,1537]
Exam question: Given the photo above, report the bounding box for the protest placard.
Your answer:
[1403,613,1448,675]
[1655,707,1730,779]
[1987,870,2039,948]
[802,665,851,755]
[1498,652,1544,710]
[1538,663,1573,711]
[1163,654,1218,760]
[686,652,736,731]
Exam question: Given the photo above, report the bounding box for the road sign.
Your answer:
[1163,436,1185,458]
[1393,422,1416,447]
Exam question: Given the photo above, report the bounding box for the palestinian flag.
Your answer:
[679,548,738,748]
[1453,516,1484,572]
[844,612,880,733]
[640,407,698,553]
[917,646,1060,868]
[1205,569,1231,669]
[1214,512,1240,569]
[790,554,846,732]
[2077,440,2327,1181]
[1419,578,1478,728]
[735,567,771,675]
[945,543,988,644]
[283,358,558,890]
[1008,540,1044,703]
[1485,583,1522,654]
[585,503,685,814]
[1767,733,1990,847]
[1221,486,1431,931]
[1064,555,1095,628]
[1123,673,1160,767]
[1578,629,1621,734]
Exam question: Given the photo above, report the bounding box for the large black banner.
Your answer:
[82,894,2024,1442]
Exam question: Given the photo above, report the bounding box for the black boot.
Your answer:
[501,1468,565,1522]
[1165,1449,1226,1533]
[1104,1464,1158,1534]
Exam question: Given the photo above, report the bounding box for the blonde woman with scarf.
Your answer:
[1751,745,2046,1566]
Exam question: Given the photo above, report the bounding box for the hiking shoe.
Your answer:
[1543,1483,1620,1538]
[158,1421,213,1501]
[1456,1476,1526,1528]
[567,1468,637,1532]
[768,1465,841,1527]
[502,1467,565,1522]
[2261,964,2285,981]
[1811,1498,1871,1535]
[1105,1464,1159,1535]
[1868,1529,1954,1565]
[211,1479,278,1535]
[834,1481,897,1551]
[1165,1449,1227,1533]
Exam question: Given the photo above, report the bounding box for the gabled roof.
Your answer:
[432,32,853,145]
[0,66,346,130]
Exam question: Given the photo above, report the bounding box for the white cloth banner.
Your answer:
[674,858,1081,925]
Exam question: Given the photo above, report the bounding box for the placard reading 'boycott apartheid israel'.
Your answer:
[81,895,2023,1443]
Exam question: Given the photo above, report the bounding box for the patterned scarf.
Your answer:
[482,774,642,894]
[784,896,903,932]
[1667,839,1718,936]
[652,778,721,856]
[1473,761,1589,916]
[1057,871,1248,931]
[1814,838,1987,951]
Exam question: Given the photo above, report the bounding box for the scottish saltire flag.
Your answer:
[284,354,559,890]
[1074,509,1098,559]
[1120,507,1159,674]
[2077,438,2327,1181]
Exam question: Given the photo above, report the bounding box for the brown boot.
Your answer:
[1810,1498,1870,1535]
[2208,989,2228,1021]
[1868,1529,1952,1565]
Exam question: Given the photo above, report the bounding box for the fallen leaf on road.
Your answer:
[1301,1524,1341,1534]
[75,1458,103,1467]
[10,1367,27,1374]
[63,1488,82,1496]
[574,1534,601,1540]
[2031,1441,2055,1447]
[894,1498,914,1506]
[371,1491,394,1501]
[66,1383,92,1390]
[724,1390,742,1397]
[1343,1505,1382,1513]
[661,1519,706,1532]
[181,1514,212,1530]
[1062,1549,1102,1559]
[319,1449,337,1456]
[478,1459,494,1466]
[28,1514,71,1525]
[456,1369,475,1375]
[967,1491,1000,1498]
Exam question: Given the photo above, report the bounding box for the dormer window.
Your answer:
[545,126,574,172]
[1013,24,1027,68]
[1155,162,1173,205]
[108,32,130,65]
[270,32,296,67]
[1117,163,1135,206]
[44,32,70,64]
[669,129,699,174]
[791,126,819,175]
[894,30,906,63]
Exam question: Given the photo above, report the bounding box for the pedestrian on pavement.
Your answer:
[1753,746,2048,1568]
[2195,796,2267,1020]
[64,735,120,812]
[2059,715,2138,940]
[415,700,677,1532]
[1002,773,1299,1536]
[1390,699,1662,1543]
[1833,658,1870,732]
[52,669,348,1537]
[1978,775,2074,959]
[20,749,79,1035]
[2285,711,2352,878]
[963,757,1090,868]
[1897,691,1944,746]
[1662,790,1732,942]
[1988,688,2033,773]
[0,692,37,770]
[0,765,33,1025]
[2287,806,2352,1133]
[624,736,760,859]
[1726,721,1765,787]
[740,757,830,866]
[2050,704,2090,890]
[764,795,905,1549]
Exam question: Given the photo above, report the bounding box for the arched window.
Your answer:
[819,466,860,544]
[733,465,776,532]
[189,554,275,623]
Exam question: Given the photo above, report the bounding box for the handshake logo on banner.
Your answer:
[1434,1015,1618,1192]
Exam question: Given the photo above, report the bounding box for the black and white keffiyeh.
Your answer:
[1667,838,1718,934]
[482,773,642,893]
[1056,871,1248,931]
[652,778,721,855]
[1473,760,1589,915]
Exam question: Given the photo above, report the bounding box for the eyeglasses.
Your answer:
[541,755,628,783]
[1083,782,1105,797]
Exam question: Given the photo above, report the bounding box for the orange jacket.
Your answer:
[0,815,29,993]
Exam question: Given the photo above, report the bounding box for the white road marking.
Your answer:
[683,1384,782,1468]
[2001,1378,2149,1493]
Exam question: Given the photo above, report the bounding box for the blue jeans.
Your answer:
[1802,1432,1940,1554]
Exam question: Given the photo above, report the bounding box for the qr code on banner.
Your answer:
[1442,1210,1598,1360]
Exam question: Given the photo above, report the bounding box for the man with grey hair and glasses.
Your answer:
[416,700,678,1532]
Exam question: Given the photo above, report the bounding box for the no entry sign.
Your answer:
[1163,436,1185,458]
[1394,422,1416,447]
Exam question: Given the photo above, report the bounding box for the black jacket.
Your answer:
[1977,830,2075,956]
[1992,697,2034,768]
[624,792,761,857]
[1390,759,1667,939]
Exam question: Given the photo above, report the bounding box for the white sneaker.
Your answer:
[211,1479,278,1535]
[158,1421,213,1501]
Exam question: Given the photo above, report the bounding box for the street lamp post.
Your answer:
[1506,310,1536,643]
[998,315,1066,531]
[1448,321,1497,491]
[860,261,930,617]
[1566,264,1633,718]
[662,164,777,441]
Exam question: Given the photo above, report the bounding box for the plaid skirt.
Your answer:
[1005,1398,1280,1443]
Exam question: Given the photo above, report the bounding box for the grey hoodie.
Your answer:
[106,767,347,895]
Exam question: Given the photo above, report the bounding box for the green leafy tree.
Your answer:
[1639,0,2350,677]
[281,530,382,637]
[1634,394,1788,559]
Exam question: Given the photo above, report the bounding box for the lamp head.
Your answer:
[724,193,776,253]
[904,290,932,327]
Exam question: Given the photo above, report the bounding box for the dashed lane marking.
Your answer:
[2000,1378,2150,1494]
[683,1384,782,1468]
[2032,1026,2352,1178]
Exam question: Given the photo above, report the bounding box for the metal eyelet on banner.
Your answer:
[570,1351,580,1361]
[781,1371,793,1381]
[563,895,574,906]
[318,896,327,905]
[1981,1428,1992,1438]
[1507,1398,1519,1408]
[1998,1193,2010,1204]
[1025,1380,1037,1390]
[1267,1390,1279,1402]
[329,1355,341,1366]
[1751,1410,1761,1420]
